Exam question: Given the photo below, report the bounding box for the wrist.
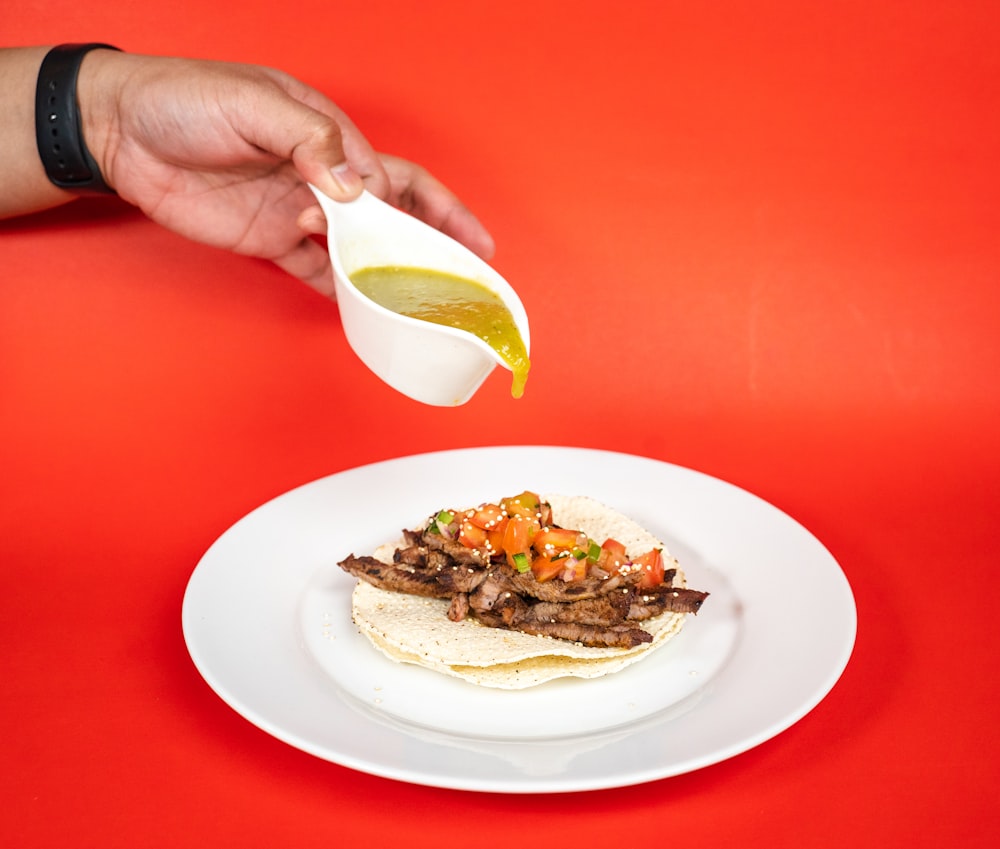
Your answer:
[76,47,130,192]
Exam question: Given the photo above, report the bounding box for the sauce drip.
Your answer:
[350,265,530,398]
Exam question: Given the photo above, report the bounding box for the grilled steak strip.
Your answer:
[421,531,489,567]
[390,539,492,594]
[393,544,429,568]
[501,568,630,602]
[628,586,709,620]
[447,593,470,622]
[462,573,648,647]
[524,593,633,627]
[338,554,453,599]
[474,609,653,649]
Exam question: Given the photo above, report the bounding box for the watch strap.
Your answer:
[35,43,121,194]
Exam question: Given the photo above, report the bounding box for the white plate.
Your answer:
[182,446,856,793]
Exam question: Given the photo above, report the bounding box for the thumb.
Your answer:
[234,75,366,201]
[294,140,366,203]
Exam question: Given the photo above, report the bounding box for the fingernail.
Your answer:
[330,162,362,196]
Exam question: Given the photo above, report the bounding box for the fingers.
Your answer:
[229,68,365,203]
[282,117,365,203]
[296,204,327,236]
[272,235,337,297]
[434,200,496,261]
[379,154,496,260]
[255,67,389,201]
[298,153,497,261]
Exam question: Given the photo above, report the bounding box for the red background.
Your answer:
[2,2,998,846]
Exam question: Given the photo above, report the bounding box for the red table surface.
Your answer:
[3,2,998,846]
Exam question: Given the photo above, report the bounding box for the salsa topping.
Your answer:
[429,490,667,590]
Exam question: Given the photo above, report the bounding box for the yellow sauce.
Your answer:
[350,265,530,398]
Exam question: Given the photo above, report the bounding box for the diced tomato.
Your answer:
[537,500,553,527]
[633,548,666,589]
[531,552,567,582]
[458,520,488,549]
[502,515,539,568]
[501,490,541,519]
[468,503,505,530]
[486,519,508,554]
[598,538,628,573]
[532,527,583,555]
[532,553,587,582]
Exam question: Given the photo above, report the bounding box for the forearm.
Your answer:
[0,46,80,218]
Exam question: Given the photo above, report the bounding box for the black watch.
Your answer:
[35,43,122,194]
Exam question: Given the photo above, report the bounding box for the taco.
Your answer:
[337,492,708,689]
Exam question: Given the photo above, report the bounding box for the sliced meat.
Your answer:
[467,568,512,614]
[628,586,709,620]
[447,593,470,622]
[337,554,453,599]
[524,591,633,627]
[421,529,490,567]
[393,544,428,568]
[501,567,629,602]
[474,610,653,649]
[433,561,492,595]
[401,528,424,547]
[392,539,454,571]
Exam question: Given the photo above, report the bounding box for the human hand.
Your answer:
[296,152,497,270]
[80,51,494,294]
